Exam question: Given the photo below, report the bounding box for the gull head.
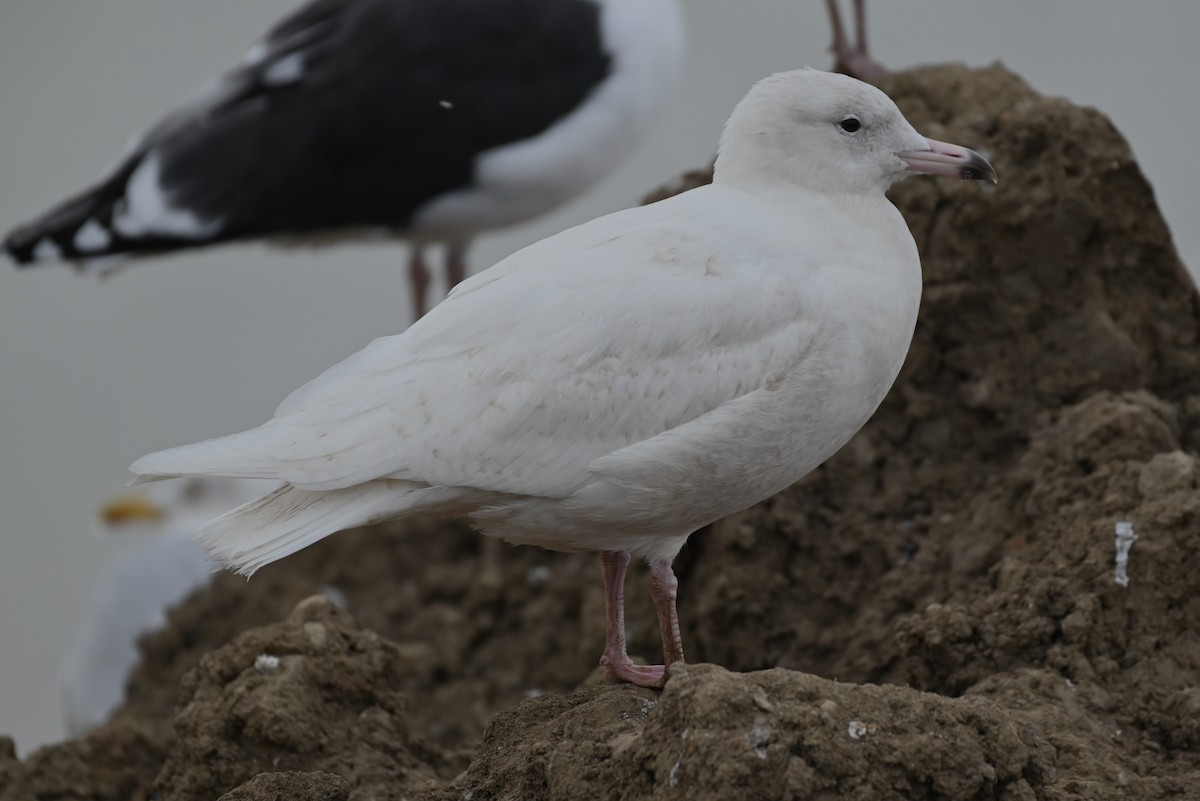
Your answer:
[715,69,996,195]
[98,493,166,528]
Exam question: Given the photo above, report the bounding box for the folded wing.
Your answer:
[134,192,820,501]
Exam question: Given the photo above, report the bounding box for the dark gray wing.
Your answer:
[5,0,611,263]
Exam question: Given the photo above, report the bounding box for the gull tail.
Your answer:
[133,434,473,575]
[200,481,436,576]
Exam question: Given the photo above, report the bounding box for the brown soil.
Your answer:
[4,64,1199,801]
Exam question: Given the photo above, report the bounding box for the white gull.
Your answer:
[131,69,995,687]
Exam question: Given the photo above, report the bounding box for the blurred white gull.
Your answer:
[4,0,683,318]
[132,69,995,687]
[58,478,275,735]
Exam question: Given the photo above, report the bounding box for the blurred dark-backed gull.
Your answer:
[4,0,683,316]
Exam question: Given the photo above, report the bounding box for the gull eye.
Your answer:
[837,116,862,134]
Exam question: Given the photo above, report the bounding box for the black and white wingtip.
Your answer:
[5,182,128,271]
[5,150,227,273]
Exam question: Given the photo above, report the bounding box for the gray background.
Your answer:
[2,1,1197,752]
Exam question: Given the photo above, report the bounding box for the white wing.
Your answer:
[137,187,828,499]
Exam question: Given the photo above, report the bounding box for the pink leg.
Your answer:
[600,551,665,685]
[826,0,848,56]
[446,241,469,292]
[598,552,685,688]
[854,0,869,57]
[825,0,888,83]
[650,561,685,668]
[408,246,430,319]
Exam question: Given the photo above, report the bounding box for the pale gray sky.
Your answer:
[2,1,1197,752]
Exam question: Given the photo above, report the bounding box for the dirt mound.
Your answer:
[157,595,452,801]
[443,664,1060,801]
[3,64,1198,800]
[0,724,162,801]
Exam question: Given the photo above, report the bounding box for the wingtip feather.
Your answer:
[130,428,280,484]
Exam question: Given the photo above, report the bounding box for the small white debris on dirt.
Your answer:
[1114,521,1137,587]
[254,654,280,672]
[848,721,869,740]
[749,719,770,759]
[319,584,348,608]
[526,565,551,590]
[668,727,690,786]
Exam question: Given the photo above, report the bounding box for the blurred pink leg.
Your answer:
[446,241,468,292]
[825,0,888,82]
[408,246,430,319]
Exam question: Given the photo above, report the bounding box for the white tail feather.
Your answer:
[197,480,458,576]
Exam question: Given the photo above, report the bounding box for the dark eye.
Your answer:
[838,117,862,133]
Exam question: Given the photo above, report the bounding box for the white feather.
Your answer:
[111,152,224,239]
[197,480,469,575]
[73,218,113,253]
[130,426,280,481]
[31,238,62,262]
[263,52,305,86]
